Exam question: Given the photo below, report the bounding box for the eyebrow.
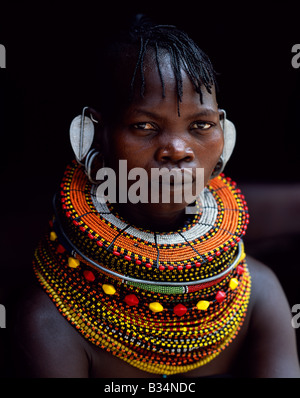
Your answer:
[131,108,219,120]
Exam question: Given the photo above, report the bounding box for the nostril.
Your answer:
[157,143,195,164]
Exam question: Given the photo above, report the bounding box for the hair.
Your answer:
[93,14,217,121]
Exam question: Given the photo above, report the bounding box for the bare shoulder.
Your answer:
[13,283,91,377]
[244,256,300,377]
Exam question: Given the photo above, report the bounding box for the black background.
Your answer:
[0,1,300,376]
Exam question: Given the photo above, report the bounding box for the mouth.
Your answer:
[151,167,195,186]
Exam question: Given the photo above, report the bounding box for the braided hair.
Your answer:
[94,14,217,121]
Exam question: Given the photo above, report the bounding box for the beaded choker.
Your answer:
[33,161,251,375]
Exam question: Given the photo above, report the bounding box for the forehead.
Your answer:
[101,45,218,123]
[129,51,218,115]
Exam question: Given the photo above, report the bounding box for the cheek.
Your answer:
[196,131,224,181]
[105,131,147,172]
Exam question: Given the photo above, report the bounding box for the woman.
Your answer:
[13,15,300,378]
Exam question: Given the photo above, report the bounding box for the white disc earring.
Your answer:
[70,106,95,164]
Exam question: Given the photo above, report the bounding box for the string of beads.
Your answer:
[33,162,251,375]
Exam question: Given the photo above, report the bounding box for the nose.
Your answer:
[155,136,195,165]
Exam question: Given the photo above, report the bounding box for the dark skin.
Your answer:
[13,55,300,378]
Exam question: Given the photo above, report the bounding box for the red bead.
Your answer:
[237,264,244,275]
[216,251,221,256]
[177,265,183,271]
[145,262,152,268]
[62,204,67,210]
[159,265,165,270]
[223,246,229,251]
[124,294,139,306]
[168,265,174,270]
[88,233,94,240]
[56,244,65,254]
[96,240,103,247]
[230,241,235,247]
[135,259,141,265]
[80,226,86,232]
[186,264,192,269]
[173,303,187,317]
[124,255,131,261]
[73,220,79,226]
[66,211,71,218]
[216,290,226,303]
[195,262,201,267]
[83,270,95,282]
[113,250,120,256]
[208,256,213,261]
[236,237,241,242]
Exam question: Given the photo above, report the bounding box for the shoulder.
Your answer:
[244,256,300,377]
[15,283,70,338]
[12,283,91,377]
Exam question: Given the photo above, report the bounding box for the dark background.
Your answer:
[0,2,299,376]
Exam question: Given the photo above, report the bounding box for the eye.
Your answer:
[132,122,156,131]
[190,121,213,131]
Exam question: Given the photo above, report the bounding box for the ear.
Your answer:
[218,109,236,173]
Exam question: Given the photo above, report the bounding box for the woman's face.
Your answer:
[101,53,224,230]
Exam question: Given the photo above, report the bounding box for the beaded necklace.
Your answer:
[33,161,251,375]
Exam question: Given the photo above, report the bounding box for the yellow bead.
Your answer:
[229,277,239,290]
[68,257,80,268]
[102,284,116,295]
[50,231,57,241]
[196,300,210,310]
[149,302,164,313]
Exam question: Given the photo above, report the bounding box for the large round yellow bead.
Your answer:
[50,231,57,241]
[68,257,80,268]
[102,284,116,295]
[149,302,164,313]
[196,300,210,310]
[229,278,239,290]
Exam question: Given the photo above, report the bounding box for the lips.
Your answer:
[150,167,195,186]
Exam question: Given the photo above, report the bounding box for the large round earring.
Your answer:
[84,148,105,184]
[69,106,104,184]
[211,109,236,178]
[69,106,97,165]
[211,156,224,179]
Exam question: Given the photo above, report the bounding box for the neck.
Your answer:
[112,202,188,232]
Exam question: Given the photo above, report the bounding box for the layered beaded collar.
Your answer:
[33,161,251,375]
